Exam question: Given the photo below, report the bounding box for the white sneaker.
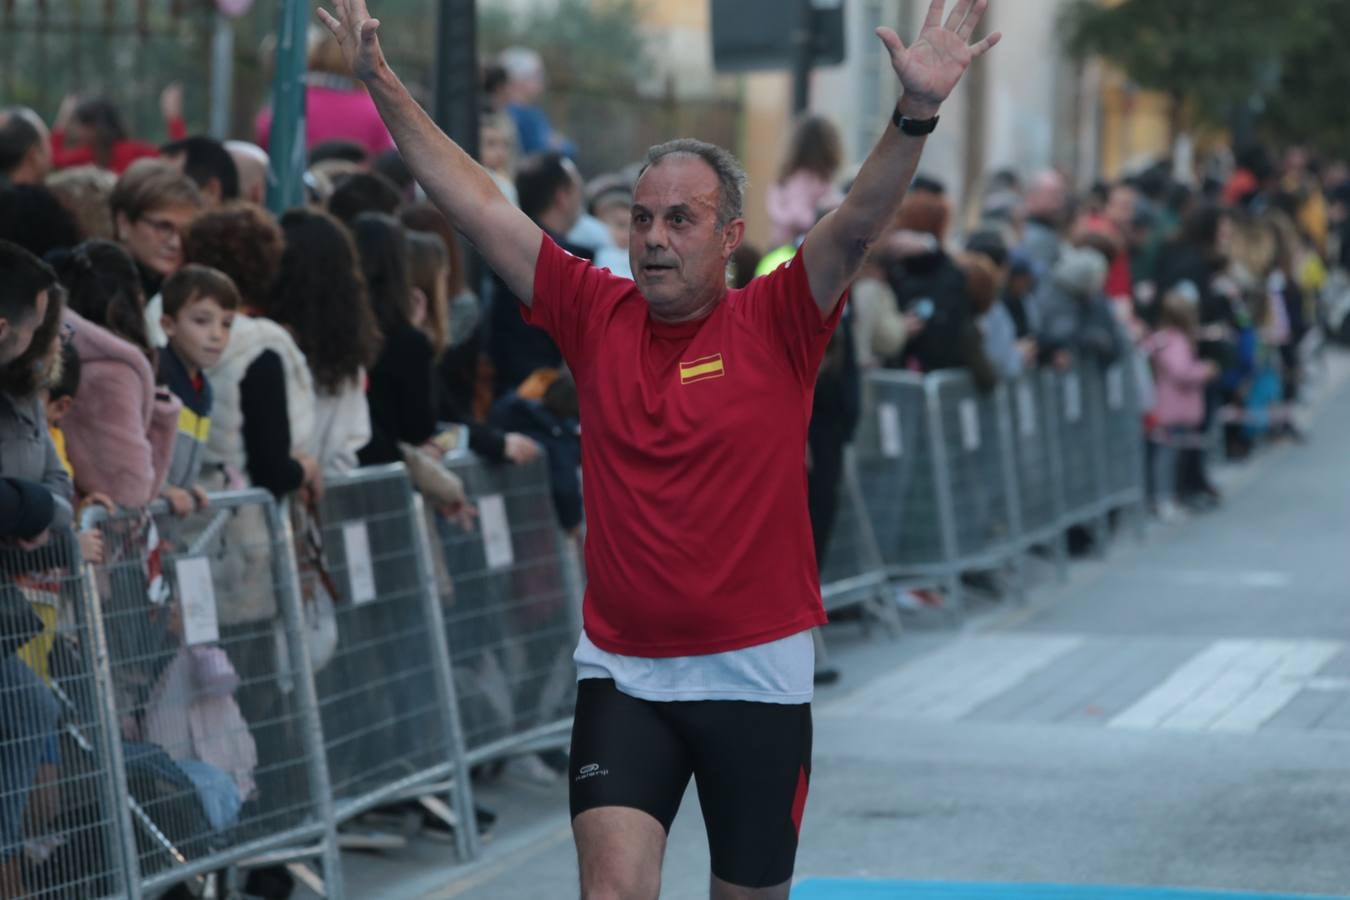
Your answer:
[1155,500,1187,524]
[505,753,563,786]
[894,588,944,611]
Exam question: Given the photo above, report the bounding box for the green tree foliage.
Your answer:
[478,0,652,92]
[1060,0,1350,155]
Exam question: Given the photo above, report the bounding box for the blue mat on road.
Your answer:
[791,881,1347,900]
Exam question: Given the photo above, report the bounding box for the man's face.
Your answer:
[0,288,49,366]
[1105,186,1138,233]
[0,111,51,184]
[164,151,222,207]
[118,204,198,277]
[630,156,742,321]
[162,296,235,373]
[479,124,510,172]
[596,202,631,251]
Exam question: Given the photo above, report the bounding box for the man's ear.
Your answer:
[721,218,746,259]
[409,287,428,327]
[204,178,224,205]
[51,396,74,419]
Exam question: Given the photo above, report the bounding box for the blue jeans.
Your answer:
[0,655,60,859]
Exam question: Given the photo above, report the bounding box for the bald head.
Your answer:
[0,107,52,185]
[1024,169,1067,221]
[226,141,270,206]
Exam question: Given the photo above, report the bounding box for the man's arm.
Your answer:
[319,0,543,305]
[803,0,1000,315]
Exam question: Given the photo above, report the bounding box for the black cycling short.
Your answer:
[568,678,812,889]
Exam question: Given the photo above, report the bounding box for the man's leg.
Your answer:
[683,699,812,899]
[569,679,693,900]
[574,807,667,900]
[710,872,791,900]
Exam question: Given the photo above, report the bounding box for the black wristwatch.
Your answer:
[892,104,940,136]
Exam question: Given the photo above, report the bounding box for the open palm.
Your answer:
[317,0,386,83]
[877,0,1001,115]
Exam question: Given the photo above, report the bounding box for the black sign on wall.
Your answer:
[711,0,846,73]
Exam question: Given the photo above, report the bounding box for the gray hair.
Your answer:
[639,139,748,230]
[499,46,545,82]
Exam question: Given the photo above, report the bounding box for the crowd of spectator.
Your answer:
[0,22,1344,897]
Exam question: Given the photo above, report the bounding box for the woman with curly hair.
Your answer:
[180,202,321,503]
[49,240,180,507]
[265,208,382,473]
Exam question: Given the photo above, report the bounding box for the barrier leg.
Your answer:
[267,501,345,899]
[924,380,965,626]
[410,496,482,862]
[78,553,144,900]
[994,385,1029,606]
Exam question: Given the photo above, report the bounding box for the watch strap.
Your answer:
[892,104,940,136]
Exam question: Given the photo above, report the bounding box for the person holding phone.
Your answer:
[882,191,997,390]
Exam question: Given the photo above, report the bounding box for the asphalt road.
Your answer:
[325,353,1350,900]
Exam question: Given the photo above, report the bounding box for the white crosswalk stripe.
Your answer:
[825,635,1084,721]
[1109,639,1343,733]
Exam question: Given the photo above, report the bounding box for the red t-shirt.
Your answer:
[523,236,844,657]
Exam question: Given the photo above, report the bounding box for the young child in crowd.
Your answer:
[44,341,80,480]
[156,264,238,515]
[1146,283,1218,522]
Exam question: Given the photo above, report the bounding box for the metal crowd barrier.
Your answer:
[817,447,893,622]
[0,455,594,896]
[83,491,343,898]
[433,452,585,769]
[0,532,133,899]
[301,465,476,861]
[854,358,1146,613]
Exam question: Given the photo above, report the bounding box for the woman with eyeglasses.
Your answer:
[110,159,204,304]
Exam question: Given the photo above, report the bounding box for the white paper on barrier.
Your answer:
[1017,383,1037,438]
[1106,365,1125,410]
[342,522,377,606]
[176,557,219,646]
[959,399,981,451]
[1064,374,1083,423]
[878,403,903,458]
[478,494,515,570]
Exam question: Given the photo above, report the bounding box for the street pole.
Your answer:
[790,0,814,115]
[265,0,309,215]
[434,0,479,161]
[434,0,483,293]
[209,11,235,140]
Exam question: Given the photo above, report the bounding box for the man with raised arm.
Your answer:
[319,2,998,897]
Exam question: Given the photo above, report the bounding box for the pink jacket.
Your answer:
[143,645,257,799]
[255,84,395,158]
[1148,327,1210,428]
[766,170,843,247]
[61,308,180,507]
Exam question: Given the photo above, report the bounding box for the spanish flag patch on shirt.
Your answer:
[679,353,725,385]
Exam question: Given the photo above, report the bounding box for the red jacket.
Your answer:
[51,117,186,174]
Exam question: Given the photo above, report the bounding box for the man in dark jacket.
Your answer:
[488,152,592,395]
[0,240,55,368]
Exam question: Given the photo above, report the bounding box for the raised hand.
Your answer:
[317,0,386,83]
[876,0,1001,118]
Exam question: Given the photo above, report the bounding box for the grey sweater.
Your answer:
[0,392,73,530]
